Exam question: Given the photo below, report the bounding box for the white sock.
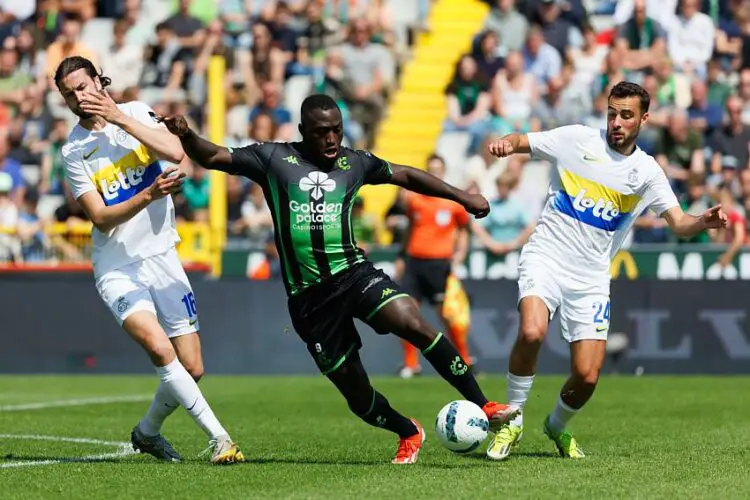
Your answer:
[548,395,579,433]
[138,382,179,436]
[156,358,229,441]
[507,372,534,427]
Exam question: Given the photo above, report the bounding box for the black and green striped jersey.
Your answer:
[227,142,393,296]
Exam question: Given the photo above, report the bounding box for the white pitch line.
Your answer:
[0,395,151,412]
[0,434,137,469]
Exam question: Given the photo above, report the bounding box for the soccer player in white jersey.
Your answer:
[55,56,244,465]
[484,81,727,460]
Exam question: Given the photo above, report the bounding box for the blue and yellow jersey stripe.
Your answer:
[552,170,641,232]
[91,145,163,206]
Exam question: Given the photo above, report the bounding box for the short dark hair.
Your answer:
[54,56,111,90]
[609,81,650,113]
[427,153,446,165]
[300,94,340,119]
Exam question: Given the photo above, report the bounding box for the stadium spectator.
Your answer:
[461,135,512,197]
[15,26,45,94]
[713,188,746,268]
[709,95,750,176]
[45,15,98,87]
[0,133,24,206]
[39,118,69,197]
[471,170,534,255]
[60,0,97,23]
[242,182,273,247]
[242,21,285,100]
[227,175,250,238]
[522,25,562,84]
[384,189,409,246]
[532,71,589,129]
[614,0,666,72]
[688,78,723,134]
[492,50,538,135]
[351,196,376,253]
[655,110,706,192]
[297,0,342,74]
[0,37,34,111]
[183,162,210,222]
[219,0,253,50]
[16,187,48,262]
[707,59,732,106]
[314,48,365,147]
[248,111,279,143]
[141,22,191,102]
[249,82,294,141]
[666,0,715,77]
[99,20,144,102]
[483,0,529,53]
[534,0,582,59]
[676,172,712,243]
[164,0,206,52]
[613,0,678,28]
[0,171,19,261]
[339,18,389,148]
[570,24,607,88]
[444,54,492,154]
[473,30,505,81]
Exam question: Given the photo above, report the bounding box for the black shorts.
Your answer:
[402,257,451,305]
[287,261,409,375]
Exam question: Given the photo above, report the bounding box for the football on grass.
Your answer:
[435,400,489,453]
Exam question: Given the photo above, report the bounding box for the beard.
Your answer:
[73,107,93,119]
[607,125,640,151]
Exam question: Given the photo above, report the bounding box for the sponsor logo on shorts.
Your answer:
[189,319,199,326]
[381,288,396,299]
[116,296,130,313]
[362,276,383,293]
[595,326,608,333]
[523,279,535,291]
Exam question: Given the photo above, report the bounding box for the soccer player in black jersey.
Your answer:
[162,94,517,464]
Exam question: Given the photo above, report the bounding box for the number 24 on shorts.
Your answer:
[592,301,610,326]
[181,292,198,318]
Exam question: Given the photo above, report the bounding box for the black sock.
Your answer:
[353,390,419,438]
[422,333,488,407]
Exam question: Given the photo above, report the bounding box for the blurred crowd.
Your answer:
[0,0,747,268]
[0,0,408,263]
[436,0,750,267]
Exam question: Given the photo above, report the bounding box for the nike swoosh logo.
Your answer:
[83,146,99,160]
[189,319,198,326]
[186,398,199,411]
[596,327,608,333]
[583,154,599,162]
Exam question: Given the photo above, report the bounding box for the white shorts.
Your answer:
[517,262,610,343]
[95,248,200,338]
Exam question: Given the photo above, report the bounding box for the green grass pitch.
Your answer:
[1,375,749,499]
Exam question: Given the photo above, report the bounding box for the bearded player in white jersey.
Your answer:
[484,82,727,460]
[56,56,244,464]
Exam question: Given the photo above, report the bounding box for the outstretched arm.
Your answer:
[662,205,727,238]
[487,133,532,158]
[388,164,490,218]
[161,115,236,173]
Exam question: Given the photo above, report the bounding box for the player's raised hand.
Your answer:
[488,137,514,158]
[702,205,728,229]
[80,89,122,123]
[149,166,186,200]
[460,192,490,219]
[161,115,190,137]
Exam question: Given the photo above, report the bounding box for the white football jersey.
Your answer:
[522,125,679,285]
[62,101,179,277]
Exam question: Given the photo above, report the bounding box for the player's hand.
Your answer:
[149,166,186,200]
[701,205,728,229]
[80,89,123,123]
[488,137,515,158]
[161,115,191,137]
[459,192,490,219]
